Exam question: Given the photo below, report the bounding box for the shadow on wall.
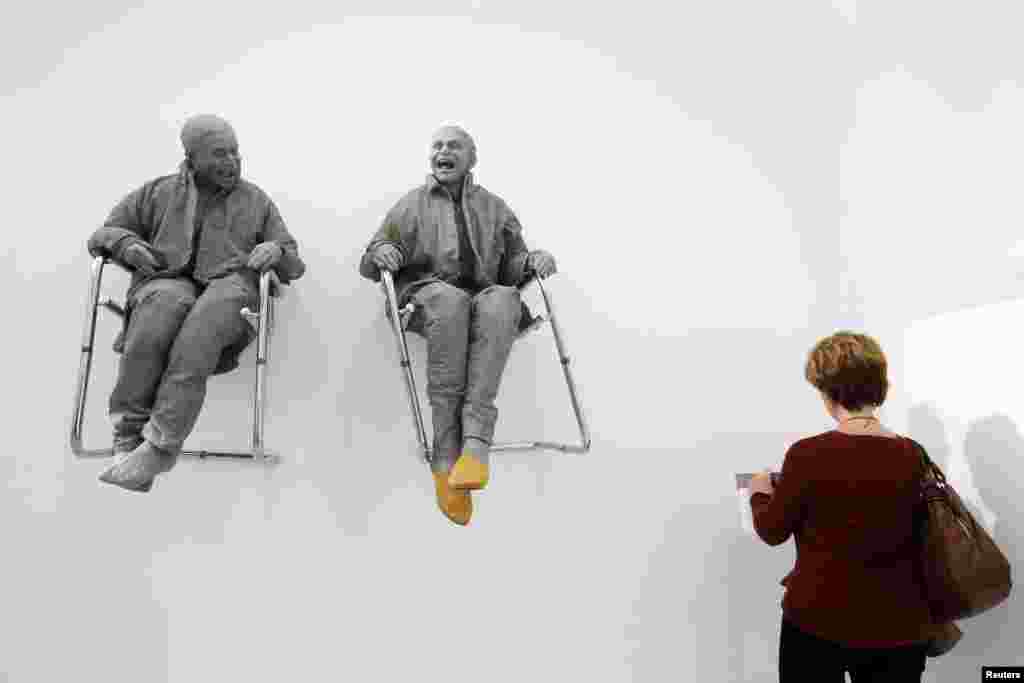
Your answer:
[906,403,955,478]
[625,431,802,683]
[861,0,1024,111]
[930,414,1023,682]
[720,529,794,683]
[0,468,177,681]
[907,404,1022,679]
[719,433,800,683]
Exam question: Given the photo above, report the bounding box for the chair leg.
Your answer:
[221,268,279,463]
[250,269,273,461]
[486,276,590,455]
[380,271,432,463]
[537,276,591,453]
[71,257,118,458]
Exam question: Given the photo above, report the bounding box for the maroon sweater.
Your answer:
[751,431,935,647]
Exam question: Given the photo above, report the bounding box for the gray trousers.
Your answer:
[407,282,522,471]
[109,273,256,454]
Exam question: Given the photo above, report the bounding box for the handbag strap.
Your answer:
[906,437,930,480]
[906,437,948,488]
[907,438,978,536]
[905,438,929,536]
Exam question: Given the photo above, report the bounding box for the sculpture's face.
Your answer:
[189,130,241,191]
[430,127,474,185]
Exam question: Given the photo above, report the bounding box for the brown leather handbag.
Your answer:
[910,439,1012,624]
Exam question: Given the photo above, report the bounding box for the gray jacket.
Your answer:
[359,173,531,304]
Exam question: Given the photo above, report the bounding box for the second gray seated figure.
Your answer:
[359,125,557,526]
[90,114,306,492]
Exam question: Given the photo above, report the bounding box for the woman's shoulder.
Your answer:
[787,430,916,476]
[794,429,909,449]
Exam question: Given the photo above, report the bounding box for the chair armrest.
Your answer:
[264,269,284,298]
[100,256,130,273]
[517,270,538,292]
[518,269,562,292]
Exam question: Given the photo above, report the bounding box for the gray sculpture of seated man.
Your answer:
[88,114,306,492]
[359,125,557,526]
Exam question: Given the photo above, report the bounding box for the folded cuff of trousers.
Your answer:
[462,402,498,445]
[142,420,184,456]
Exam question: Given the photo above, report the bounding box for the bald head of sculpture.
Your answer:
[430,125,477,189]
[181,114,241,191]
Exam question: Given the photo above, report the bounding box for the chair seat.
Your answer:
[387,300,545,338]
[377,269,590,460]
[71,256,283,462]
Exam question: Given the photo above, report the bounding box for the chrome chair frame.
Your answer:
[381,270,591,464]
[70,256,283,463]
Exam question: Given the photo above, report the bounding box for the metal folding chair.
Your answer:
[70,256,283,463]
[380,270,591,464]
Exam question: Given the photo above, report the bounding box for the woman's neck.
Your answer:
[834,408,890,435]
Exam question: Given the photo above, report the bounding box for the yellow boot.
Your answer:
[434,472,472,526]
[448,452,489,491]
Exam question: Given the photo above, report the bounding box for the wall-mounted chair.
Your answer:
[70,256,283,463]
[380,270,591,464]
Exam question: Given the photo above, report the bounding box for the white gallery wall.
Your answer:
[2,1,1020,681]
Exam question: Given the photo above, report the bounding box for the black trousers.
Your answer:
[779,618,927,683]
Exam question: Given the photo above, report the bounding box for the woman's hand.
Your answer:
[750,470,775,496]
